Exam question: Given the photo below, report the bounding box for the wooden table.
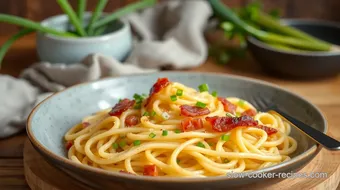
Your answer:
[0,34,339,190]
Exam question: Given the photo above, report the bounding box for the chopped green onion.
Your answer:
[198,83,209,92]
[177,159,180,164]
[208,142,215,146]
[112,143,119,149]
[224,158,229,163]
[174,129,181,134]
[170,95,177,101]
[226,112,234,117]
[212,91,218,97]
[176,89,183,96]
[118,99,122,102]
[162,130,168,136]
[221,134,230,141]
[143,112,149,116]
[119,141,126,148]
[196,142,205,148]
[151,111,156,116]
[149,132,156,138]
[133,140,141,146]
[238,100,245,106]
[196,101,206,108]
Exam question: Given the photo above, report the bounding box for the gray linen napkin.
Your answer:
[0,0,213,138]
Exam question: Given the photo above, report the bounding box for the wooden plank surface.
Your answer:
[0,34,339,189]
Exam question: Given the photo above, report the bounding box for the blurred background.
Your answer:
[1,0,340,35]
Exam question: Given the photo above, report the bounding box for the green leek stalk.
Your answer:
[265,42,303,52]
[87,0,108,35]
[251,11,331,46]
[57,0,87,36]
[208,0,331,51]
[0,14,76,37]
[0,28,35,67]
[77,0,87,26]
[92,0,156,30]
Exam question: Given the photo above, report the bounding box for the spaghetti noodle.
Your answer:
[64,78,297,177]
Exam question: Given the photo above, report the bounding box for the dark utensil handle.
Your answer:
[270,108,340,150]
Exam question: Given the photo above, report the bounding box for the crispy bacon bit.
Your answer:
[205,116,277,135]
[241,109,257,117]
[65,141,73,150]
[82,122,90,128]
[143,165,158,176]
[125,115,139,127]
[206,115,258,132]
[254,125,278,135]
[180,105,210,117]
[119,170,136,175]
[181,117,204,132]
[217,97,237,114]
[109,99,135,116]
[145,78,170,106]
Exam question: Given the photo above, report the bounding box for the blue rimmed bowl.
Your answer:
[26,72,326,189]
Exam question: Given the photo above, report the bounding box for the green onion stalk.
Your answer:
[0,28,35,67]
[87,0,108,36]
[57,0,87,36]
[208,0,332,52]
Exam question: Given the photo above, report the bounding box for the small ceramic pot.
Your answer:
[36,13,132,64]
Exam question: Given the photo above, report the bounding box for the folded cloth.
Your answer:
[0,0,213,138]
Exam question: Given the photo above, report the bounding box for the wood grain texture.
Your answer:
[23,139,340,190]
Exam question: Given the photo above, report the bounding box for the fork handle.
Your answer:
[269,108,340,150]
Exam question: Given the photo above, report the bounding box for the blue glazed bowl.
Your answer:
[36,13,132,64]
[26,72,326,190]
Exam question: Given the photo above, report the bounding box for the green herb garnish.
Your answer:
[196,142,205,148]
[221,134,230,141]
[119,141,126,148]
[149,132,156,138]
[212,91,218,97]
[196,101,207,108]
[238,100,245,106]
[198,83,209,92]
[174,129,181,134]
[176,89,183,96]
[170,95,177,101]
[226,112,234,117]
[143,112,149,116]
[133,140,141,146]
[162,130,168,136]
[112,143,119,149]
[151,110,156,116]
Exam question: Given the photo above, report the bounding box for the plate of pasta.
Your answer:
[27,72,326,189]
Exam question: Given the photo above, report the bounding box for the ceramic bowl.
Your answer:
[247,19,340,79]
[36,13,132,64]
[26,72,326,190]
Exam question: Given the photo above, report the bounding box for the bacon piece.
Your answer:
[145,78,170,106]
[206,115,258,132]
[125,115,139,127]
[143,165,158,176]
[217,97,237,114]
[180,105,210,117]
[65,141,73,150]
[241,109,257,117]
[254,125,278,135]
[119,170,136,175]
[109,99,135,116]
[82,122,90,128]
[181,117,204,132]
